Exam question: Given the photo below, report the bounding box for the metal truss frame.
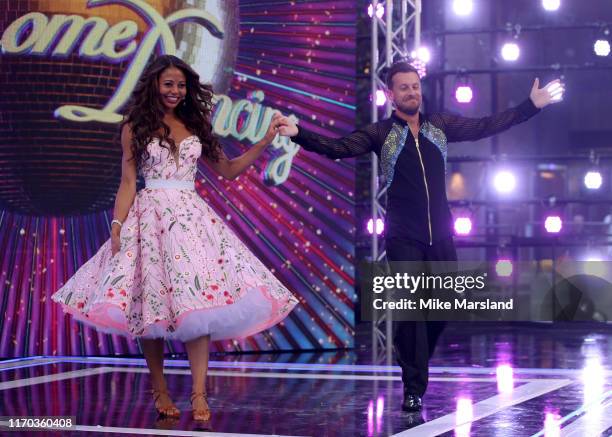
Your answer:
[370,0,422,365]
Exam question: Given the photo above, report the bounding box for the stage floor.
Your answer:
[1,323,611,436]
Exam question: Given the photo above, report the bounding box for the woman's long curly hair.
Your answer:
[121,55,221,168]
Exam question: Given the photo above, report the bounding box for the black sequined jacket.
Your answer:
[291,98,540,245]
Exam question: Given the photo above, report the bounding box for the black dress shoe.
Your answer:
[403,411,425,428]
[402,393,423,412]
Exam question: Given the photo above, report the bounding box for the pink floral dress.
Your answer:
[52,135,298,341]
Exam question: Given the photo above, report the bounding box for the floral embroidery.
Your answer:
[51,136,298,339]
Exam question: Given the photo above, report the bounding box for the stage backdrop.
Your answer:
[0,0,356,356]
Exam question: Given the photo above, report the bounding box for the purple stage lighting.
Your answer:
[493,170,517,194]
[455,397,474,437]
[375,90,387,106]
[454,217,472,235]
[501,42,520,61]
[367,3,384,19]
[542,0,561,11]
[367,218,384,235]
[496,364,514,394]
[584,171,603,190]
[411,46,431,64]
[594,39,611,57]
[453,0,473,16]
[455,85,473,103]
[544,216,563,233]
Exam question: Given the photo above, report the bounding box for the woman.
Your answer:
[52,55,298,421]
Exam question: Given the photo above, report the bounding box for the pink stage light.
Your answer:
[496,364,514,394]
[455,85,473,103]
[367,218,384,235]
[375,90,387,106]
[367,3,384,19]
[454,217,473,235]
[455,397,474,437]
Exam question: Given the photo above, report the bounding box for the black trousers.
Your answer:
[386,236,457,397]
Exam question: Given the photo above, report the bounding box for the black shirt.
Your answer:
[291,98,540,245]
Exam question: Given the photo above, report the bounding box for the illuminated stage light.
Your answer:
[584,171,603,190]
[542,0,561,11]
[367,218,384,235]
[411,46,431,64]
[368,3,384,19]
[375,90,387,106]
[594,39,611,57]
[455,85,473,103]
[493,171,517,194]
[453,0,473,16]
[544,216,563,234]
[496,364,514,394]
[454,217,473,235]
[501,42,520,61]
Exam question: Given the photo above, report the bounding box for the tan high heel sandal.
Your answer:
[190,391,211,421]
[152,389,180,418]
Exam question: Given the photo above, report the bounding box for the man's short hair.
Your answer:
[385,61,420,89]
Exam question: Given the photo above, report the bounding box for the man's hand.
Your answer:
[530,78,564,109]
[277,115,299,137]
[262,114,282,143]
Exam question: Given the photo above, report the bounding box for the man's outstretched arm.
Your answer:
[436,78,564,143]
[279,116,377,159]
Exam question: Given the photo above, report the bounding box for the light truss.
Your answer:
[370,0,422,365]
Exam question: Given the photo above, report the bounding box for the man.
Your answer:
[278,61,563,411]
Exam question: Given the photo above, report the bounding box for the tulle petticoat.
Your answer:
[52,187,298,342]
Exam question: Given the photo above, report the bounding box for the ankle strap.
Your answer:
[190,392,208,401]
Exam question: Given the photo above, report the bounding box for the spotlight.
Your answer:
[367,218,384,235]
[455,398,473,437]
[375,90,387,106]
[501,42,520,61]
[453,0,473,16]
[495,259,514,278]
[496,364,514,394]
[454,217,473,236]
[410,59,428,78]
[594,39,611,57]
[544,215,562,234]
[493,170,516,194]
[542,0,560,11]
[367,3,384,19]
[582,357,604,404]
[584,171,602,190]
[411,46,431,64]
[455,85,473,104]
[544,412,561,437]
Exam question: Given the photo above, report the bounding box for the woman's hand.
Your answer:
[262,114,283,144]
[111,226,121,256]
